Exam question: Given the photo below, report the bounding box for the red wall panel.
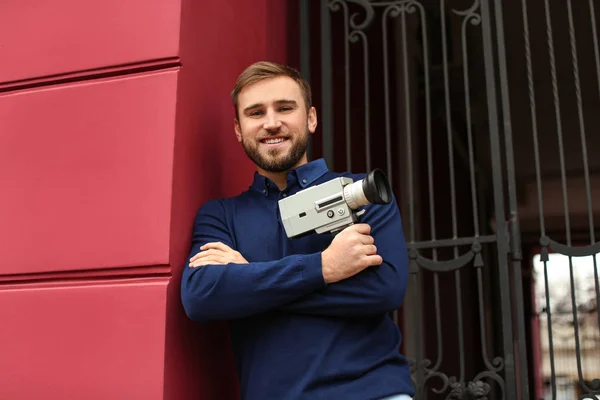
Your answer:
[1,1,289,399]
[0,0,181,83]
[0,70,178,276]
[0,278,169,400]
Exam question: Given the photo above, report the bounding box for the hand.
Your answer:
[321,223,382,284]
[189,242,248,268]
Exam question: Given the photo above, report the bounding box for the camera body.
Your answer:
[279,177,360,238]
[278,169,392,239]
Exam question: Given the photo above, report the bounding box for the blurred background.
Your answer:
[1,1,598,399]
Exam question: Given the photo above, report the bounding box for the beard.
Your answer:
[241,129,310,173]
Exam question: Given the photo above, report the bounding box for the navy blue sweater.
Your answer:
[181,159,414,399]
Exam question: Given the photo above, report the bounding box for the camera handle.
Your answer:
[330,209,367,237]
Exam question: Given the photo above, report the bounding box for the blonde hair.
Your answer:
[231,61,312,120]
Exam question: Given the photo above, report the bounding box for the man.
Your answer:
[181,61,414,400]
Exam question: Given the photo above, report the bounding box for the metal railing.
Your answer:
[298,0,600,399]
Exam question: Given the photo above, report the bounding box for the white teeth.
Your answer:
[264,138,285,144]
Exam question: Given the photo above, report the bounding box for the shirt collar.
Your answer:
[250,158,329,195]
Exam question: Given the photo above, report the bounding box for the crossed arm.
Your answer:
[180,197,409,322]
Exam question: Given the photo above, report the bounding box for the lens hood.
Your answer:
[362,169,391,205]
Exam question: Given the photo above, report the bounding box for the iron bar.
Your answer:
[321,0,334,167]
[350,30,372,172]
[543,0,571,243]
[519,3,553,393]
[380,3,401,324]
[594,256,600,332]
[441,0,461,269]
[576,0,600,334]
[299,0,311,82]
[543,260,558,399]
[300,0,312,161]
[456,1,481,237]
[477,267,501,372]
[411,270,423,395]
[519,0,545,234]
[338,1,352,172]
[590,0,600,116]
[455,270,466,382]
[382,5,398,193]
[566,1,596,393]
[491,0,531,396]
[407,234,496,249]
[567,256,594,394]
[543,0,578,394]
[431,274,443,372]
[453,1,480,383]
[565,0,593,240]
[479,0,518,397]
[415,0,443,374]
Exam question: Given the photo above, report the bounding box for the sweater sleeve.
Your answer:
[278,194,409,317]
[180,199,326,322]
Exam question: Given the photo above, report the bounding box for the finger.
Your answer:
[190,261,214,268]
[364,244,377,255]
[365,254,383,266]
[190,249,224,262]
[359,234,375,245]
[200,242,231,251]
[189,256,225,267]
[189,260,203,268]
[352,223,371,235]
[190,251,208,262]
[189,258,209,267]
[198,249,228,258]
[190,260,222,268]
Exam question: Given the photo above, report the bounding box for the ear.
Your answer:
[234,119,242,143]
[307,107,318,134]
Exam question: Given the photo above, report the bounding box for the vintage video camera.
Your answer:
[278,169,392,238]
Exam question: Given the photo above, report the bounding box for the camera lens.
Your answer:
[362,169,391,205]
[343,169,392,210]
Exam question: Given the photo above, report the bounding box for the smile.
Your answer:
[261,137,287,144]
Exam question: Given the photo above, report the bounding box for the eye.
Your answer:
[279,106,293,112]
[249,110,264,117]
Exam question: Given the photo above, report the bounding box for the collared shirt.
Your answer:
[181,158,414,399]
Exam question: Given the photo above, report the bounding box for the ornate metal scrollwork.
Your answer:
[328,0,375,31]
[578,379,600,399]
[540,235,600,259]
[467,380,491,399]
[409,241,484,272]
[448,379,491,400]
[329,0,430,33]
[452,0,481,26]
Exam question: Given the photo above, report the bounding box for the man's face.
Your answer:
[234,76,317,173]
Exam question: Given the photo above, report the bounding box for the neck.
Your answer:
[257,169,288,191]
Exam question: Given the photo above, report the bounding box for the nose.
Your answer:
[263,110,282,130]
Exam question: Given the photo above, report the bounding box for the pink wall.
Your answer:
[0,1,287,399]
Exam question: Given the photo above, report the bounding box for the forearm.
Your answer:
[279,260,407,317]
[279,194,409,317]
[181,252,326,322]
[180,200,327,322]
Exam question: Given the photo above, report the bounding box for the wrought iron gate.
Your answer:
[298,0,600,399]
